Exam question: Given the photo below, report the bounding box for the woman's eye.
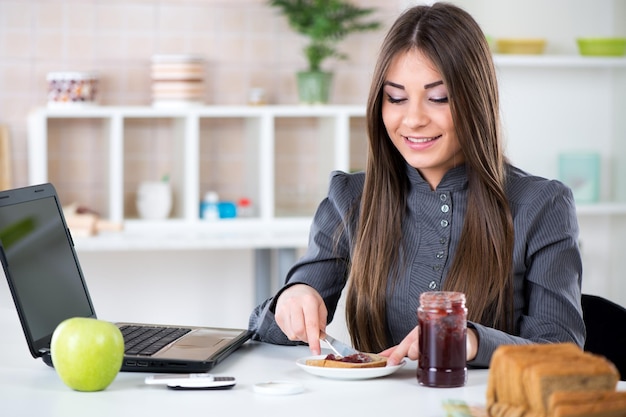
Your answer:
[430,96,449,104]
[385,95,406,104]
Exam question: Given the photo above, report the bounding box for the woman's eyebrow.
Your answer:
[383,80,404,89]
[424,80,444,89]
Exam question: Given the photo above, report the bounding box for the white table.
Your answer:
[0,307,489,417]
[2,306,624,417]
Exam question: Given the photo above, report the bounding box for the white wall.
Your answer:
[77,249,256,329]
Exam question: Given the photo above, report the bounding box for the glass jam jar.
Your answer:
[417,291,467,388]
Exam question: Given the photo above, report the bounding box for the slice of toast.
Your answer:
[524,353,619,414]
[305,353,388,369]
[549,391,626,417]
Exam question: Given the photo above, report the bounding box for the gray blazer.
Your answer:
[249,163,585,367]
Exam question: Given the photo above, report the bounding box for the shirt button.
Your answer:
[436,251,445,259]
[439,237,447,244]
[429,281,437,290]
[441,204,449,213]
[440,219,449,228]
[440,194,447,202]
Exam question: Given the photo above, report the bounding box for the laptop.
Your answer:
[0,183,252,373]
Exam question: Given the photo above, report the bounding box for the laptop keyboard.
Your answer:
[120,325,192,356]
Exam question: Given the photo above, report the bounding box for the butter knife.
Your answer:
[321,334,359,357]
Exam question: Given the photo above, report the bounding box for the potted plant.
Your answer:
[268,0,381,104]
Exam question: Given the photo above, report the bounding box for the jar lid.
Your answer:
[238,197,251,207]
[46,71,98,81]
[420,291,466,308]
[203,191,219,202]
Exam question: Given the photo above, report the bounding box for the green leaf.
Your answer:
[268,0,381,71]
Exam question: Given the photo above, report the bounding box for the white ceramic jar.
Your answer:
[136,181,173,220]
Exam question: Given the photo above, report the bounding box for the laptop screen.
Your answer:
[0,188,95,355]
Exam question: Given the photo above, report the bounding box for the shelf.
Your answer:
[494,54,626,68]
[72,218,312,252]
[576,203,626,216]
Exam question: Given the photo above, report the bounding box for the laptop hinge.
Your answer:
[39,349,54,367]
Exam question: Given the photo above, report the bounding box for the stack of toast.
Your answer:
[487,343,626,417]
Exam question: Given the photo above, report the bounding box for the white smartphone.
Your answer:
[145,373,236,390]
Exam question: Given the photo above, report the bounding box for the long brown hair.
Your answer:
[346,3,515,353]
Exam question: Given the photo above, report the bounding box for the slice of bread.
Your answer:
[549,391,626,417]
[487,402,542,417]
[305,353,387,369]
[524,355,618,414]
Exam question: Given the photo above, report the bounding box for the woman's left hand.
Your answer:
[379,327,419,366]
[379,326,478,366]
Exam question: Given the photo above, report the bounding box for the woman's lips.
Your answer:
[404,134,441,148]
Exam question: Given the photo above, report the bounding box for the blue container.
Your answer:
[558,152,601,203]
[218,201,237,219]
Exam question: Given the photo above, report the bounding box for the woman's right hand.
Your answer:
[274,284,327,355]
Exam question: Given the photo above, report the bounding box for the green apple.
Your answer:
[51,317,124,392]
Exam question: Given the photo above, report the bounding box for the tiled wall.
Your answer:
[0,0,401,206]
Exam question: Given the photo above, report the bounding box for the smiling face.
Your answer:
[381,49,464,189]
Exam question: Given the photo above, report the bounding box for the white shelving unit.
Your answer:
[27,105,367,250]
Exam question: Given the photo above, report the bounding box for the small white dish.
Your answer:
[253,381,304,395]
[296,355,406,380]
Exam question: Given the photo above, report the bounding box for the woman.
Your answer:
[248,2,585,368]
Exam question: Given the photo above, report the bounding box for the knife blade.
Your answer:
[322,334,359,357]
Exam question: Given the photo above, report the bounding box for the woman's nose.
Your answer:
[403,101,429,128]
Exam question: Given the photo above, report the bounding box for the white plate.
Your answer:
[296,355,406,380]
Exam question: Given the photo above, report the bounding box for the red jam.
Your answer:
[417,291,467,388]
[325,353,372,363]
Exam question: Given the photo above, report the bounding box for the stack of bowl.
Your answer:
[151,54,205,107]
[576,38,626,57]
[496,38,546,55]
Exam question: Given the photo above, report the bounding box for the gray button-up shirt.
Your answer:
[249,163,585,367]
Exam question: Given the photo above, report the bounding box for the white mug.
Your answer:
[136,181,172,220]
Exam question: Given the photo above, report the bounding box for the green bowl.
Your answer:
[577,38,626,56]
